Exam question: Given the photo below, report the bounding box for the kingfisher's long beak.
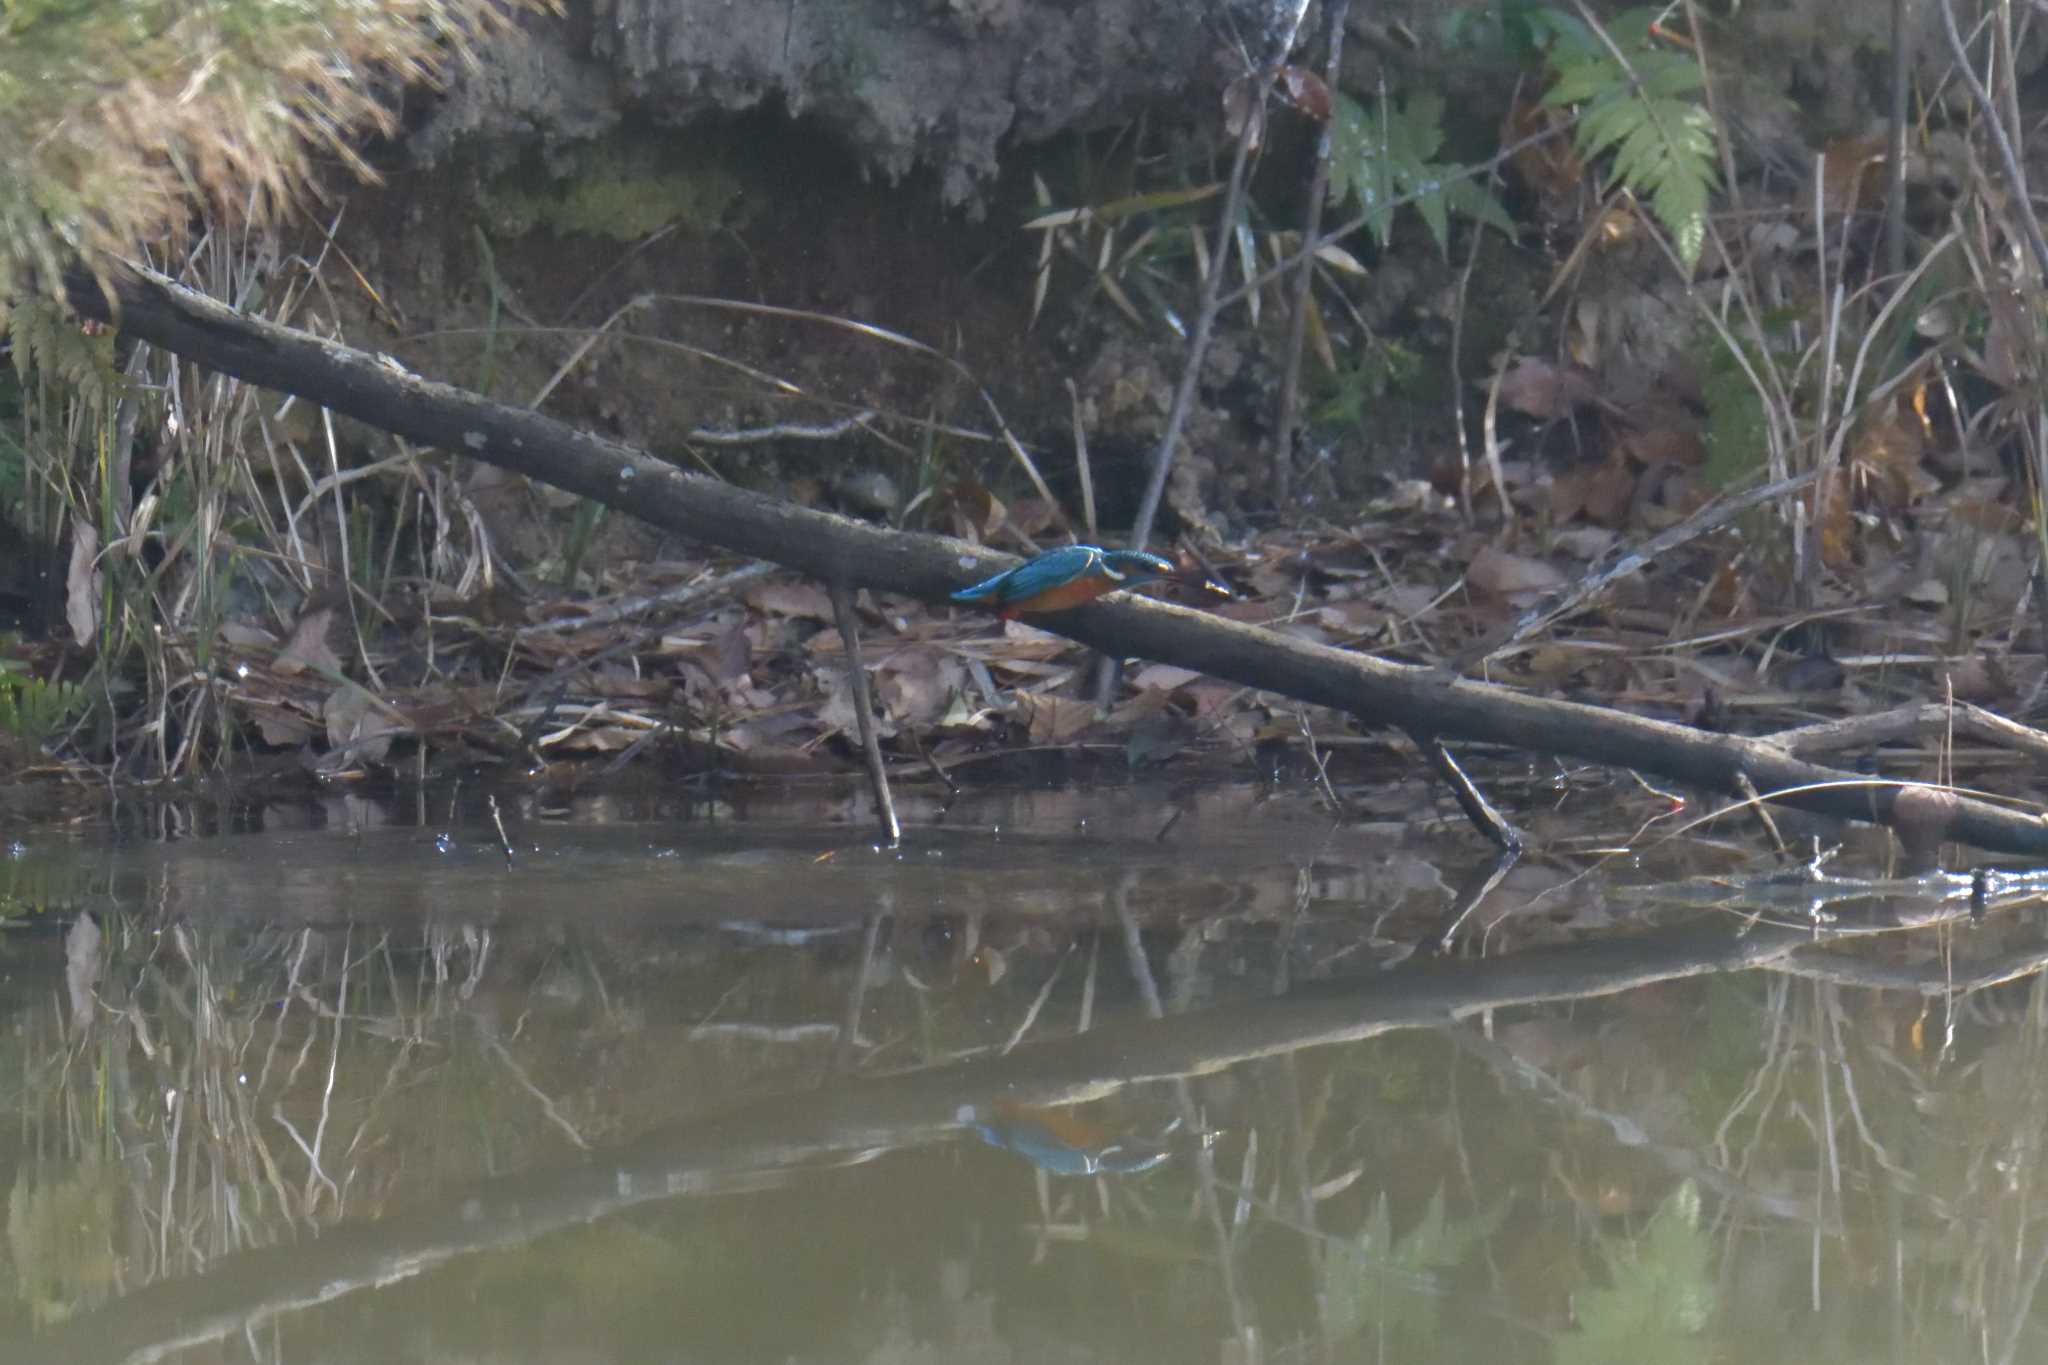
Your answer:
[1172,566,1232,601]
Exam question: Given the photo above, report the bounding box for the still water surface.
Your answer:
[0,781,2043,1363]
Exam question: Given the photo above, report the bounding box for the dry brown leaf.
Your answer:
[323,685,393,767]
[1104,684,1173,731]
[1705,557,1746,617]
[745,581,836,621]
[816,673,896,741]
[1185,682,1240,717]
[1810,469,1857,568]
[1847,404,1928,511]
[1313,602,1384,636]
[1277,66,1332,122]
[1518,645,1585,683]
[704,624,752,686]
[1016,690,1098,744]
[1363,582,1435,619]
[517,629,609,663]
[726,746,836,776]
[994,619,1083,655]
[723,709,816,753]
[1616,423,1705,469]
[1125,711,1196,766]
[933,689,996,732]
[1950,498,2025,535]
[219,622,277,649]
[1496,356,1601,419]
[1552,526,1619,561]
[1944,655,2008,703]
[1244,560,1300,598]
[1817,132,1889,219]
[1129,663,1201,692]
[586,670,671,702]
[940,480,1006,543]
[1547,466,1593,525]
[1007,497,1063,538]
[1467,545,1567,604]
[1902,579,1948,608]
[1580,453,1637,527]
[544,725,640,753]
[275,606,343,678]
[876,646,967,727]
[254,705,317,747]
[1222,70,1266,149]
[1501,94,1585,207]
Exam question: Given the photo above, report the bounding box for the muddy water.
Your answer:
[1,782,2045,1363]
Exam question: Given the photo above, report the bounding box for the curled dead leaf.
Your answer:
[1276,66,1331,121]
[1222,71,1266,150]
[66,520,100,648]
[940,480,1006,543]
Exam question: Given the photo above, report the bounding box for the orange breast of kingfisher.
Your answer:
[990,1099,1113,1149]
[997,574,1118,618]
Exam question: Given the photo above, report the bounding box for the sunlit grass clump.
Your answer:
[0,0,523,308]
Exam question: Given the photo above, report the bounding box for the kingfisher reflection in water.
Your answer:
[960,1099,1177,1176]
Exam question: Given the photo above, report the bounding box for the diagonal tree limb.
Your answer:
[61,261,2048,858]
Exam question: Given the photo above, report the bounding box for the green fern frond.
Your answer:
[1695,325,1770,488]
[1329,90,1514,257]
[1543,7,1720,273]
[0,670,86,746]
[3,298,117,405]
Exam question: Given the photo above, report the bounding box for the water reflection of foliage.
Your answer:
[0,910,588,1322]
[7,865,2048,1359]
[6,1162,117,1327]
[0,843,110,926]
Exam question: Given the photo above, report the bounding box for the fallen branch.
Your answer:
[1770,700,2048,765]
[64,262,2048,858]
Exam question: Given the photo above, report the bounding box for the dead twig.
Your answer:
[1413,734,1525,856]
[1128,59,1266,553]
[520,560,774,634]
[1269,0,1352,508]
[1733,771,1791,860]
[1454,471,1819,670]
[830,579,900,846]
[1296,709,1347,818]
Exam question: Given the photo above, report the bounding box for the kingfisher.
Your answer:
[949,544,1181,619]
[960,1100,1176,1177]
